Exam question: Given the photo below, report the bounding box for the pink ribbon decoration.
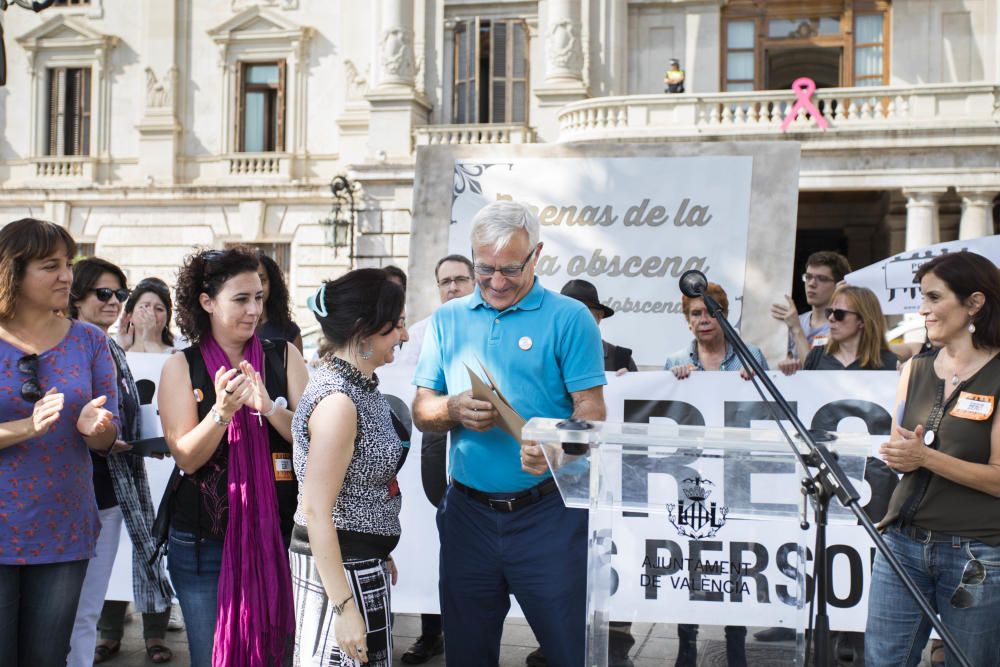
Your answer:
[780,77,829,132]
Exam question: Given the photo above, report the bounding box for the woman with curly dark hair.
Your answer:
[157,247,308,667]
[117,277,176,354]
[256,254,303,353]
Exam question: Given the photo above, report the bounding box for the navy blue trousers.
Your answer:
[437,482,587,667]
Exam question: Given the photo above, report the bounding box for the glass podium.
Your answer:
[522,418,871,667]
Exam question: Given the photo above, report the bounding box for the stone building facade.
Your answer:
[0,0,997,326]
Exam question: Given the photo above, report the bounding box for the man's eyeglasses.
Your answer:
[950,558,986,609]
[473,245,539,278]
[802,272,836,285]
[825,308,860,322]
[437,276,472,288]
[90,287,130,303]
[18,354,44,403]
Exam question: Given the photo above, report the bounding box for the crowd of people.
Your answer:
[0,207,998,667]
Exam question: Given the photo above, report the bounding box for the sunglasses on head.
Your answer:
[91,287,130,303]
[825,307,860,322]
[18,354,44,403]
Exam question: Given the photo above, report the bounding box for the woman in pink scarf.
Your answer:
[158,247,309,666]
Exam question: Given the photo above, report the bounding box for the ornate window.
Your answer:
[238,61,286,152]
[452,18,529,124]
[46,66,91,156]
[208,7,311,164]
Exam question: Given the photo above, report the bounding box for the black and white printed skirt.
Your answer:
[290,552,392,667]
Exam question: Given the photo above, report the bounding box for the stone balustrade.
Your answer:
[414,123,536,146]
[557,83,1000,144]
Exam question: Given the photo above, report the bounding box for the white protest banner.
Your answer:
[106,352,176,602]
[845,235,1000,314]
[447,157,754,367]
[380,367,899,631]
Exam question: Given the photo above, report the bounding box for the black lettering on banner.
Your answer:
[688,541,724,602]
[826,545,864,608]
[776,543,809,606]
[810,400,892,436]
[624,399,706,426]
[643,539,683,600]
[622,400,705,516]
[136,379,156,405]
[729,541,770,603]
[723,401,799,515]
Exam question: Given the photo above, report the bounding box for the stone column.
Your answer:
[902,188,946,250]
[957,189,997,239]
[544,0,584,85]
[375,0,416,90]
[366,0,429,161]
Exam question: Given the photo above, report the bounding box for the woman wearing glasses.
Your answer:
[0,219,118,667]
[118,277,177,355]
[157,246,308,667]
[800,285,897,371]
[65,259,175,666]
[867,251,1000,667]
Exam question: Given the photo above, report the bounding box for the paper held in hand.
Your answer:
[465,358,526,444]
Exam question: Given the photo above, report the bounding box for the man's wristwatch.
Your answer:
[211,406,231,427]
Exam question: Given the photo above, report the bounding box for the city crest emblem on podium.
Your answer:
[667,477,729,539]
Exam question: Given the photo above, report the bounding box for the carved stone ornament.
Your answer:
[343,58,369,99]
[230,0,298,10]
[546,19,582,73]
[380,26,414,80]
[144,66,176,109]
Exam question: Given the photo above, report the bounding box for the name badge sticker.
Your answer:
[949,392,995,421]
[812,335,829,347]
[273,453,294,481]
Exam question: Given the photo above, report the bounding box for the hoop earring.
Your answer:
[358,340,373,360]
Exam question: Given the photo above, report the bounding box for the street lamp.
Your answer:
[318,174,359,262]
[1,1,56,87]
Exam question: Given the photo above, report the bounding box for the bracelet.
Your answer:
[331,593,354,616]
[210,407,231,427]
[261,396,288,418]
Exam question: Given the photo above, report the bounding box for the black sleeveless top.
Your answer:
[881,350,1000,545]
[170,340,297,543]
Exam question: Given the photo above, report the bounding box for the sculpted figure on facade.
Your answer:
[380,26,415,81]
[144,66,176,109]
[546,19,582,75]
[343,58,370,99]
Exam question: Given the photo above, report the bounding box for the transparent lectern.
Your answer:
[522,418,871,667]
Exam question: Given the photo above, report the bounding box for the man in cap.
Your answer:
[665,58,685,93]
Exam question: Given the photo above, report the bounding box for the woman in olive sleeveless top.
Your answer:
[865,252,1000,667]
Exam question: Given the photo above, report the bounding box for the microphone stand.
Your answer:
[689,280,972,667]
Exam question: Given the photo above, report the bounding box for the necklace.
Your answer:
[327,355,378,392]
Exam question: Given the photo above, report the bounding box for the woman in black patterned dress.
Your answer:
[290,268,409,667]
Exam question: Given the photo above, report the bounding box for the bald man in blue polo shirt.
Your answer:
[412,201,607,666]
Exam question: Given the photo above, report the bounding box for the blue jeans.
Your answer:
[437,483,587,667]
[865,526,1000,667]
[166,529,224,667]
[0,559,90,667]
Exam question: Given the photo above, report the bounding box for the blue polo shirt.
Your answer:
[413,278,607,492]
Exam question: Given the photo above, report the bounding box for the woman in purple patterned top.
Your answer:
[0,218,119,667]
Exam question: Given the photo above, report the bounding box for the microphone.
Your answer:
[678,269,708,298]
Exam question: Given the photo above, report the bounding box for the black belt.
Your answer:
[451,478,558,513]
[894,523,968,544]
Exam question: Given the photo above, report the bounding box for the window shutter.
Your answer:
[235,63,245,152]
[47,68,63,155]
[489,20,508,122]
[276,60,286,151]
[453,18,481,123]
[511,20,528,123]
[79,68,92,155]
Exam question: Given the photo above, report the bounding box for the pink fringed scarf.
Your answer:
[200,333,294,666]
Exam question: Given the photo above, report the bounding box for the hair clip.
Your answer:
[307,283,329,318]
